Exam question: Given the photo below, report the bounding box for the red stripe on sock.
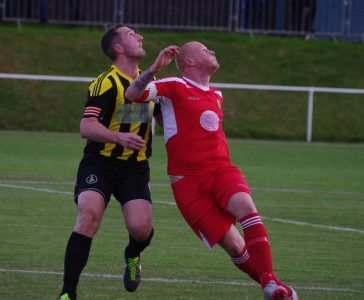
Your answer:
[239,214,274,287]
[231,247,260,283]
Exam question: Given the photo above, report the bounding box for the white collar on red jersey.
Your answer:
[183,77,210,92]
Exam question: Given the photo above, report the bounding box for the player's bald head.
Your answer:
[175,41,203,72]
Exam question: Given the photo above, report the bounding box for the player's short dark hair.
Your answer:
[101,24,126,61]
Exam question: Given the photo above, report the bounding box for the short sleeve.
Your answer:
[83,77,116,120]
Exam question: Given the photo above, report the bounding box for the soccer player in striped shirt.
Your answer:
[125,42,298,300]
[58,25,162,300]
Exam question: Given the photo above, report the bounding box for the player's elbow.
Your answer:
[79,118,94,139]
[126,86,151,103]
[80,129,87,139]
[79,124,88,139]
[125,88,137,102]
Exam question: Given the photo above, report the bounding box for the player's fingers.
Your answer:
[125,140,144,150]
[170,46,179,55]
[130,134,144,142]
[119,133,144,149]
[164,46,179,56]
[129,135,146,148]
[166,45,178,51]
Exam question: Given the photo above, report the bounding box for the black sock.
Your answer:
[124,228,154,259]
[61,231,92,299]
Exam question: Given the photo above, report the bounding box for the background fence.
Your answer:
[1,0,364,40]
[1,72,364,142]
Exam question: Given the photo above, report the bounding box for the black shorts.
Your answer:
[74,155,151,207]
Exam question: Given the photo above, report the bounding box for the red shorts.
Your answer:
[171,164,251,249]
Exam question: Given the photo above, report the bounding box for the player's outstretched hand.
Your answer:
[116,132,146,150]
[125,45,179,101]
[150,46,179,73]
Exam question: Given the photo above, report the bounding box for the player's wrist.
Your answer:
[110,130,121,144]
[149,64,159,74]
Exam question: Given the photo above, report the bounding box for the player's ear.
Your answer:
[185,57,195,67]
[112,43,123,55]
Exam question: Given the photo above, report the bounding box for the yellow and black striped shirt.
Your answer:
[82,65,161,161]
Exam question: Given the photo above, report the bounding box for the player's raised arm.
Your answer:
[125,45,179,101]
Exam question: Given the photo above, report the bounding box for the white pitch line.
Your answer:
[251,187,364,197]
[153,183,364,197]
[0,183,73,195]
[2,179,364,197]
[262,217,364,234]
[0,268,360,294]
[1,179,364,196]
[0,183,363,235]
[0,180,75,185]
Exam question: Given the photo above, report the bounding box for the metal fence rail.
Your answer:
[1,0,363,40]
[1,72,364,142]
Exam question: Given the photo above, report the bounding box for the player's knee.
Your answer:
[129,224,153,242]
[126,215,153,239]
[227,192,257,219]
[74,210,102,236]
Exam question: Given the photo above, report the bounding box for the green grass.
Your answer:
[0,24,364,141]
[0,130,363,299]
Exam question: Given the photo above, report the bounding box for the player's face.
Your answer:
[202,46,219,67]
[116,27,145,59]
[197,44,219,73]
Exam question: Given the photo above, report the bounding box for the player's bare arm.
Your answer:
[149,45,179,73]
[126,45,179,100]
[133,68,155,92]
[80,117,145,150]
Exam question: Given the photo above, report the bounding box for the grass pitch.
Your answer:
[0,130,363,299]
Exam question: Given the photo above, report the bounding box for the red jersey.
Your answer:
[141,76,231,175]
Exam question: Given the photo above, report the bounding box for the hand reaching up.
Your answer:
[150,46,179,73]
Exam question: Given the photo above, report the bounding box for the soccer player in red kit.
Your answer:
[125,42,298,300]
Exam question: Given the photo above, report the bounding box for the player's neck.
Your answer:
[183,71,211,87]
[113,58,140,79]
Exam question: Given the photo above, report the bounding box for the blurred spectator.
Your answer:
[284,0,316,33]
[70,0,81,21]
[350,0,364,36]
[312,0,342,37]
[242,0,277,30]
[40,0,48,23]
